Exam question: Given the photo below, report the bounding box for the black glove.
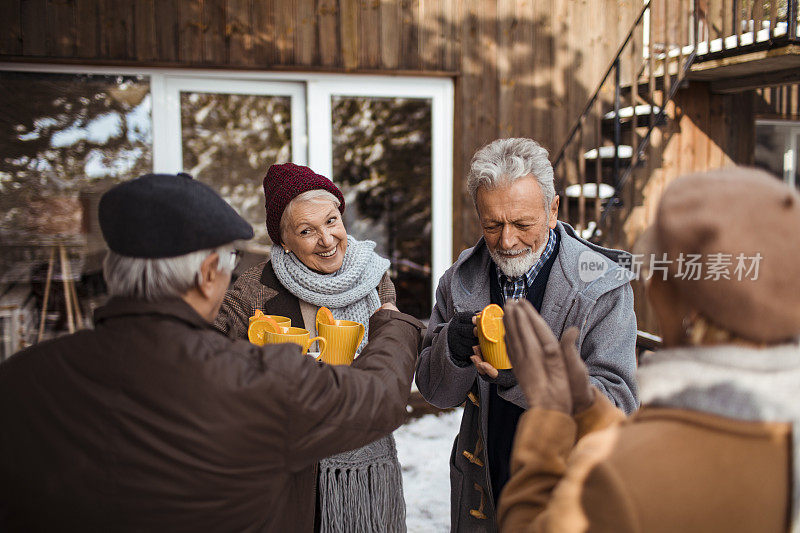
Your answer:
[447,311,478,368]
[478,368,518,388]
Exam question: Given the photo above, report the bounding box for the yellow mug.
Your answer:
[265,326,327,357]
[249,313,291,327]
[476,304,512,369]
[316,319,365,366]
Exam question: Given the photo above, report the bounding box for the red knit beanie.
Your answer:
[262,162,345,245]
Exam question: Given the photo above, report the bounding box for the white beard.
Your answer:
[489,236,549,279]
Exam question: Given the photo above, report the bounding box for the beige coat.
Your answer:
[498,391,790,533]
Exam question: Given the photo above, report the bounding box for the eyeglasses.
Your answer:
[220,249,242,272]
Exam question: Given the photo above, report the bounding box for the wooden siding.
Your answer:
[0,0,641,256]
[613,83,756,334]
[756,83,800,118]
[3,0,787,337]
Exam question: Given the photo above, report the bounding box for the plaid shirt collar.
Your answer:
[495,228,557,302]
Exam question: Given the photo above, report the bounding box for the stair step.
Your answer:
[580,221,598,240]
[564,183,615,199]
[603,105,661,120]
[583,145,633,160]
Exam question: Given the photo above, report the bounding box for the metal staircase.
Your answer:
[552,0,698,243]
[555,0,800,244]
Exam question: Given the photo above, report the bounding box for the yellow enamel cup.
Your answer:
[476,304,512,369]
[264,326,327,357]
[248,313,291,328]
[316,319,365,366]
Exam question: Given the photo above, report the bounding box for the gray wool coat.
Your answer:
[415,221,639,532]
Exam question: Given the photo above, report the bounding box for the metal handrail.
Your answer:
[552,0,653,168]
[554,0,798,243]
[557,0,800,171]
[591,48,697,240]
[553,0,697,234]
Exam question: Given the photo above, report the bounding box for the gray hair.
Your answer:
[279,189,342,243]
[103,245,235,302]
[467,138,556,210]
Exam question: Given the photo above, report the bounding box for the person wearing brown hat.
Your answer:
[0,173,423,532]
[496,167,800,533]
[214,162,407,532]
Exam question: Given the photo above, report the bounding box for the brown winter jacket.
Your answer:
[0,297,422,532]
[498,390,791,533]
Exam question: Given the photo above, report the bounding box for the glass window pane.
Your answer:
[755,123,787,180]
[0,71,152,353]
[180,92,292,245]
[331,96,432,319]
[0,72,152,243]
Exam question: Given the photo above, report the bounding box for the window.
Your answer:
[0,64,452,353]
[308,78,453,318]
[755,119,800,189]
[163,78,307,245]
[0,71,152,255]
[330,96,433,318]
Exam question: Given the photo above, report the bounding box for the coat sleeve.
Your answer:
[278,309,423,471]
[579,283,639,414]
[414,271,478,409]
[497,393,635,533]
[214,271,257,340]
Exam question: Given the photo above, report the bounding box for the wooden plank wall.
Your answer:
[617,82,756,334]
[756,84,800,118]
[2,0,775,336]
[0,0,638,256]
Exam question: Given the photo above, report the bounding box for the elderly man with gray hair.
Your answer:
[0,173,423,532]
[415,138,639,531]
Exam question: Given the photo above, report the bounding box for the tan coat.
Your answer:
[498,392,791,533]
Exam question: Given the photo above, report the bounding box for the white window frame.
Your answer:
[306,78,453,304]
[0,63,454,305]
[160,77,307,173]
[756,119,800,188]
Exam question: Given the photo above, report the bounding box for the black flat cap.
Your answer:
[99,173,254,258]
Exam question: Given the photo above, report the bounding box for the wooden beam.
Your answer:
[710,67,800,93]
[689,44,800,79]
[0,54,459,77]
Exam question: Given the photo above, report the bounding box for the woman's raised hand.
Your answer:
[503,299,593,414]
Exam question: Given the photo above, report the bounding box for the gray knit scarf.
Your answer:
[637,342,800,533]
[271,235,389,352]
[271,236,406,532]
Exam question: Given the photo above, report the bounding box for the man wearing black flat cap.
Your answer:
[0,173,423,532]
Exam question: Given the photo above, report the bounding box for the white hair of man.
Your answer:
[103,244,237,302]
[468,138,556,278]
[467,137,556,212]
[279,188,342,243]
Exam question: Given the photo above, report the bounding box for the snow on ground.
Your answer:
[395,408,463,533]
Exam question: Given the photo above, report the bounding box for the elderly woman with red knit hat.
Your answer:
[215,163,405,532]
[496,167,800,533]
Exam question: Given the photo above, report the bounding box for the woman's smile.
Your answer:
[317,247,337,258]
